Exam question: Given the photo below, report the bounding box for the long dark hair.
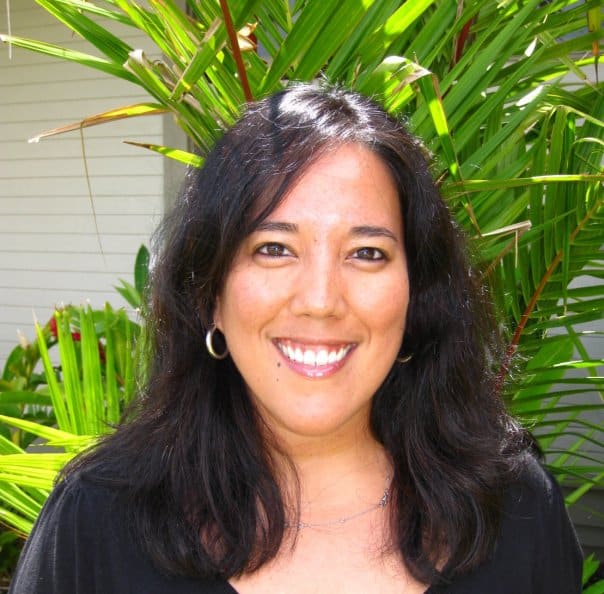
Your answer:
[67,83,528,584]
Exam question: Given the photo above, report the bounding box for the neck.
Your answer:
[270,423,392,520]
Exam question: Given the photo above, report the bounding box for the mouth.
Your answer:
[273,338,356,378]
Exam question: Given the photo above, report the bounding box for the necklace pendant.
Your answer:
[286,481,391,530]
[379,489,390,508]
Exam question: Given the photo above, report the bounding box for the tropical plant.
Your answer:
[0,246,146,578]
[0,244,148,463]
[584,554,604,593]
[0,243,147,456]
[0,303,139,535]
[0,0,603,584]
[114,244,150,311]
[1,301,144,444]
[0,317,56,449]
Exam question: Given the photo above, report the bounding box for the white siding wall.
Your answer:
[0,3,179,363]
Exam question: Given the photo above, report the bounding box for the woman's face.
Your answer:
[214,143,409,443]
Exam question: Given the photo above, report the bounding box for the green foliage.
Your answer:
[0,297,141,539]
[0,0,602,583]
[0,529,21,585]
[583,554,604,593]
[0,242,147,549]
[0,303,139,444]
[0,319,55,449]
[114,244,151,310]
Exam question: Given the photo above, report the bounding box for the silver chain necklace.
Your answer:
[285,482,391,530]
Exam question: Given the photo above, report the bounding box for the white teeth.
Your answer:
[316,349,328,365]
[303,350,316,366]
[277,342,352,367]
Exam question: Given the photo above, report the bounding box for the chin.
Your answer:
[267,407,372,442]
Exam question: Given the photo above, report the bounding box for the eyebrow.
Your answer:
[254,221,398,242]
[254,221,298,233]
[350,225,399,242]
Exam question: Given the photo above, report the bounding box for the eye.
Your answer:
[256,243,292,258]
[353,247,386,261]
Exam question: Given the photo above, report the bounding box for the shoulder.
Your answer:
[492,452,583,593]
[33,471,121,544]
[511,450,563,496]
[506,451,563,511]
[504,451,578,531]
[8,473,123,594]
[15,472,116,549]
[46,470,117,518]
[9,473,232,594]
[506,452,582,562]
[433,452,583,594]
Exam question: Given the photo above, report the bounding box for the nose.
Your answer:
[289,249,347,319]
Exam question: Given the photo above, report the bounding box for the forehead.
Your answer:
[264,144,402,232]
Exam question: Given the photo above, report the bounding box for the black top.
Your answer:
[9,455,582,594]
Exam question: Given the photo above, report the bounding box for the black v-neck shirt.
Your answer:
[9,455,582,594]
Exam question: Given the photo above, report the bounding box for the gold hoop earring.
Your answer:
[206,326,229,360]
[397,354,413,364]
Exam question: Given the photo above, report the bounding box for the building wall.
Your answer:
[0,2,184,363]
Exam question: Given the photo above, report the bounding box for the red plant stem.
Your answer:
[497,197,603,388]
[454,19,474,65]
[219,0,254,103]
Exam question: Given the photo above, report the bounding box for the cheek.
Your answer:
[355,277,409,333]
[391,284,410,329]
[218,269,285,332]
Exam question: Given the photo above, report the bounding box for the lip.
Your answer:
[272,338,357,379]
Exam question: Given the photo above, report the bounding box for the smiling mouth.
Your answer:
[273,339,356,378]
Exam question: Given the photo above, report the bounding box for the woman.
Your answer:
[9,84,582,593]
